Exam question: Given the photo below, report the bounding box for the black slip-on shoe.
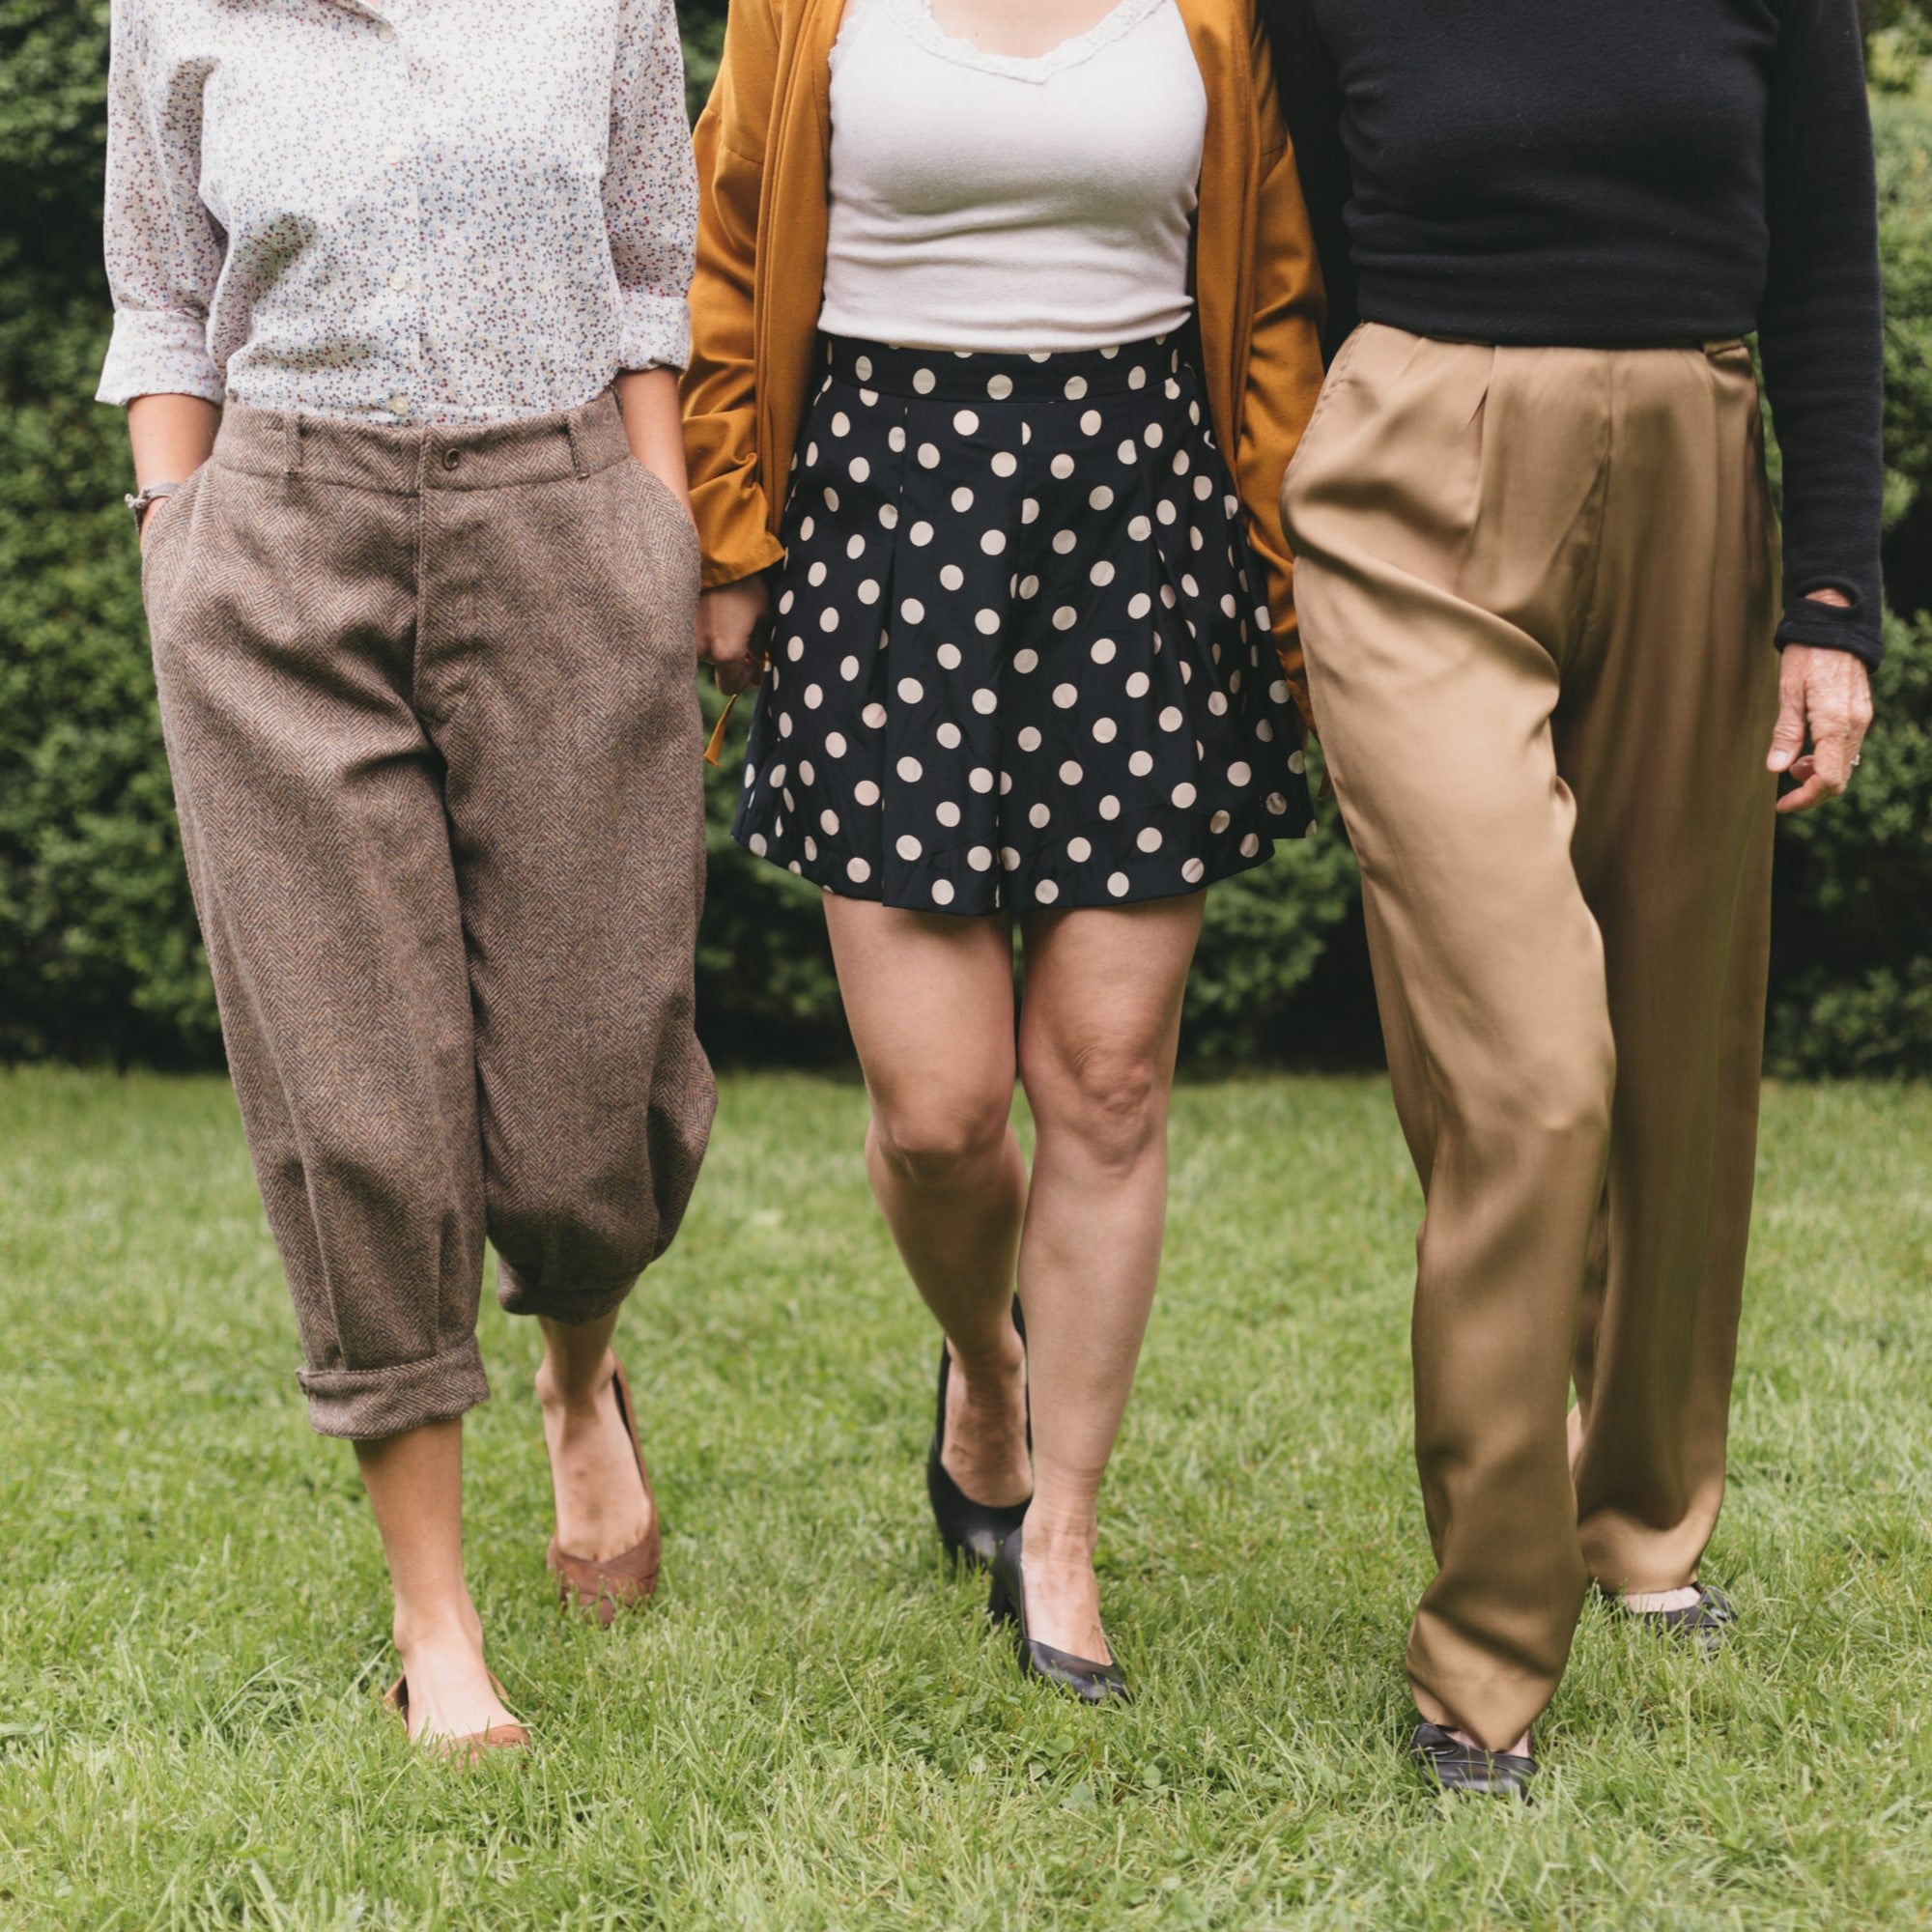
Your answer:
[1406,1721,1536,1800]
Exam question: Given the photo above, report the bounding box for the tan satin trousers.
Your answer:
[1282,325,1781,1749]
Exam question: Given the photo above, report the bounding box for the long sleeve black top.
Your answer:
[1263,0,1887,664]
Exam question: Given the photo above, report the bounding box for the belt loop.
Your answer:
[281,412,302,477]
[564,411,590,481]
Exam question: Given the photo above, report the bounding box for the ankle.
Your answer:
[1019,1506,1098,1569]
[392,1600,483,1660]
[948,1330,1025,1394]
[535,1351,614,1417]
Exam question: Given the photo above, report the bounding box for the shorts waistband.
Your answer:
[211,390,634,493]
[822,334,1184,404]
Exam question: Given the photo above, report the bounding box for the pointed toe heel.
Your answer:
[986,1524,1130,1706]
[927,1295,1031,1571]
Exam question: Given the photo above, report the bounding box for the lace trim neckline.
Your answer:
[882,0,1172,84]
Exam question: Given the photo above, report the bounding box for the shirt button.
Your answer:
[441,449,462,471]
[386,393,411,417]
[377,22,396,42]
[384,143,409,167]
[389,268,412,292]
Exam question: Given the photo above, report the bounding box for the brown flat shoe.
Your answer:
[384,1671,530,1763]
[546,1356,662,1625]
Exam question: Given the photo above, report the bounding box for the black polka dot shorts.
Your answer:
[732,334,1315,914]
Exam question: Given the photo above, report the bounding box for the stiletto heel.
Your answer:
[927,1295,1030,1570]
[985,1522,1131,1705]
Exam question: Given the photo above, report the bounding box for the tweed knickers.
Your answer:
[142,394,716,1438]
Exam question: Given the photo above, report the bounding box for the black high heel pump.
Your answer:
[926,1296,1030,1569]
[986,1522,1131,1705]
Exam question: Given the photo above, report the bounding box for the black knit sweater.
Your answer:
[1263,0,1886,664]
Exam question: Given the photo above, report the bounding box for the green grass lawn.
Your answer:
[2,1068,1929,1931]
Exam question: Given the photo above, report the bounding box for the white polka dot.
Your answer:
[779,589,796,613]
[969,845,993,870]
[1289,749,1307,775]
[862,704,888,729]
[897,676,923,703]
[930,878,955,906]
[846,855,873,886]
[887,427,906,453]
[1067,837,1093,862]
[819,608,840,633]
[1118,440,1139,464]
[1108,871,1130,896]
[1229,761,1252,786]
[936,800,962,827]
[1051,453,1076,480]
[880,503,899,527]
[1080,410,1102,437]
[913,368,936,394]
[825,733,847,758]
[1158,705,1183,732]
[1126,671,1151,699]
[1129,751,1154,777]
[1182,857,1207,885]
[936,723,963,751]
[1266,792,1290,815]
[1099,794,1122,820]
[896,835,923,861]
[981,529,1008,555]
[1172,781,1197,808]
[1017,725,1042,752]
[919,443,942,469]
[909,522,934,548]
[936,642,963,671]
[749,833,768,856]
[1017,575,1040,601]
[819,808,839,835]
[1013,648,1039,674]
[1029,803,1051,829]
[954,409,980,436]
[1128,366,1149,390]
[897,755,923,781]
[846,534,867,561]
[1210,810,1232,834]
[1093,717,1119,744]
[804,684,824,709]
[1240,833,1261,857]
[807,561,828,588]
[1090,485,1115,511]
[785,636,805,663]
[1036,879,1061,904]
[1001,847,1022,871]
[1052,606,1078,632]
[1059,759,1083,785]
[1128,592,1152,619]
[1064,375,1089,401]
[991,450,1019,478]
[779,714,794,737]
[1091,639,1117,665]
[1053,683,1078,709]
[969,766,995,792]
[769,764,787,788]
[986,373,1014,401]
[803,834,818,862]
[1257,719,1275,742]
[838,656,859,683]
[856,579,881,606]
[849,457,870,483]
[854,355,873,381]
[822,485,839,513]
[1156,501,1178,526]
[1127,516,1152,544]
[976,610,1001,635]
[856,779,881,806]
[1208,691,1230,717]
[1137,827,1163,853]
[1052,529,1078,555]
[899,598,924,626]
[1092,560,1121,590]
[951,486,975,514]
[1021,497,1040,525]
[972,689,997,715]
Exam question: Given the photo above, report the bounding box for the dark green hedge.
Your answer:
[2,2,1928,1073]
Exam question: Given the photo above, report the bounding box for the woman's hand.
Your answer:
[698,578,772,697]
[1767,591,1876,814]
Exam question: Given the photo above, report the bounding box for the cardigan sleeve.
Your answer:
[1236,12,1328,728]
[682,0,789,588]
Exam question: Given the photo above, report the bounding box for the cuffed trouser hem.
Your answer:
[497,1267,639,1326]
[298,1335,493,1440]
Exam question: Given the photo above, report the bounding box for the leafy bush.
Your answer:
[0,4,1926,1072]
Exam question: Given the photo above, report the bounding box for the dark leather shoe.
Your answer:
[1406,1721,1535,1799]
[986,1524,1130,1704]
[926,1296,1030,1570]
[1615,1581,1737,1654]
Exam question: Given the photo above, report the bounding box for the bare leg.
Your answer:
[536,1309,653,1562]
[1011,895,1205,1662]
[355,1419,518,1744]
[823,896,1031,1508]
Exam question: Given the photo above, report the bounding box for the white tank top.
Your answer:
[817,0,1208,354]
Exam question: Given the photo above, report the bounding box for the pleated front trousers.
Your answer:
[1281,324,1781,1748]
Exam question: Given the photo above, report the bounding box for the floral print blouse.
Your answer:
[98,0,696,422]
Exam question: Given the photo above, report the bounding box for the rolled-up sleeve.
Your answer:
[97,0,225,406]
[606,0,698,374]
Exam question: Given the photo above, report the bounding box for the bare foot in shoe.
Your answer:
[1621,1586,1702,1613]
[1444,1725,1532,1759]
[536,1353,653,1563]
[941,1333,1032,1509]
[1017,1513,1111,1664]
[392,1607,519,1747]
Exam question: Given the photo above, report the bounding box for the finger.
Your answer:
[1776,768,1835,814]
[1766,666,1807,774]
[1808,710,1854,796]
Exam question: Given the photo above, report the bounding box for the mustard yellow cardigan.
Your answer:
[681,0,1327,715]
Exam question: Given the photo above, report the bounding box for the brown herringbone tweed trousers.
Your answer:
[142,394,716,1438]
[1282,327,1780,1750]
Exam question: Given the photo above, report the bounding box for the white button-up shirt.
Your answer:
[98,0,696,422]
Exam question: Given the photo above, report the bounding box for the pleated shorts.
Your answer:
[732,333,1313,913]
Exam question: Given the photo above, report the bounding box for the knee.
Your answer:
[871,1089,1013,1192]
[1489,1031,1616,1150]
[1022,1036,1167,1170]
